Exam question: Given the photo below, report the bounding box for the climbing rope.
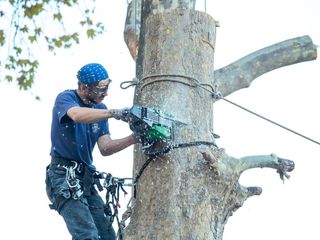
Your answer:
[120,74,214,93]
[120,75,320,146]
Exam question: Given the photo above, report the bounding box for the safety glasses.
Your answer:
[87,80,112,94]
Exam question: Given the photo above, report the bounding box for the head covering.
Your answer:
[77,63,109,85]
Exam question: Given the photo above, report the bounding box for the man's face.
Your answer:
[85,79,111,104]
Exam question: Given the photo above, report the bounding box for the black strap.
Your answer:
[51,156,81,167]
[133,141,216,198]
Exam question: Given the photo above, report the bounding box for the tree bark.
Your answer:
[122,2,316,240]
[125,9,219,239]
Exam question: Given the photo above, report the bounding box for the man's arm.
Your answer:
[67,106,113,123]
[97,134,137,156]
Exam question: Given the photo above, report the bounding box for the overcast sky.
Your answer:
[0,0,319,239]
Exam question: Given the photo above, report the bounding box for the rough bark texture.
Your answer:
[125,9,219,240]
[122,2,317,240]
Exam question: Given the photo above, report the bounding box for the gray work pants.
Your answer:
[45,163,116,240]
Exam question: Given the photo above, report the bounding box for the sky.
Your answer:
[0,0,319,239]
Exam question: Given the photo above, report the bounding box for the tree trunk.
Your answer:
[125,8,230,240]
[123,2,316,240]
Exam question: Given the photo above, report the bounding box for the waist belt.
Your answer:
[51,156,85,175]
[50,156,103,196]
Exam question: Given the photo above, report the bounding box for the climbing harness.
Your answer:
[62,161,84,200]
[51,157,134,240]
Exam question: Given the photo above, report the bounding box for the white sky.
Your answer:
[0,0,319,239]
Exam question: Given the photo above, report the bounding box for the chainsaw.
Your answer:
[122,105,187,148]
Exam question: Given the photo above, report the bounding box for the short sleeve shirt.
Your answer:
[50,90,110,169]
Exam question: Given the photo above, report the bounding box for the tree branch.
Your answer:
[214,35,318,97]
[238,154,295,181]
[124,0,141,60]
[124,0,196,60]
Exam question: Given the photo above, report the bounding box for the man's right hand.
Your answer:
[111,108,130,122]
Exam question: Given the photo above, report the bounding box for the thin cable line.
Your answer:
[219,96,320,146]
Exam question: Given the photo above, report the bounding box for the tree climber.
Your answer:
[45,63,136,240]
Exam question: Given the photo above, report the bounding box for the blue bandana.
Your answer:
[77,63,109,85]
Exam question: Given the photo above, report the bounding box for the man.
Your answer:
[46,63,137,240]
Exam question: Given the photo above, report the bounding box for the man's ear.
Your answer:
[78,83,87,92]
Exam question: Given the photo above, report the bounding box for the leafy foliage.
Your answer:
[0,0,105,92]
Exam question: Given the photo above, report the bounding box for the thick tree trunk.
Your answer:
[122,2,315,240]
[125,9,228,240]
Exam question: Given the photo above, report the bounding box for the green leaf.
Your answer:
[17,59,30,66]
[13,47,22,55]
[54,39,62,47]
[5,75,13,82]
[0,30,5,46]
[64,43,72,49]
[20,25,29,33]
[24,3,44,19]
[71,32,79,43]
[53,12,62,21]
[86,17,93,25]
[28,35,37,43]
[35,27,42,35]
[5,64,11,70]
[48,45,55,52]
[86,29,95,39]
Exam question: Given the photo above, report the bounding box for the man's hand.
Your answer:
[111,108,130,122]
[131,132,143,144]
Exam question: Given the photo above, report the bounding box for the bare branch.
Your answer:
[123,0,196,60]
[238,154,295,181]
[214,35,318,97]
[124,0,141,60]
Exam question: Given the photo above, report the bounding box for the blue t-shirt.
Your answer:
[50,90,110,170]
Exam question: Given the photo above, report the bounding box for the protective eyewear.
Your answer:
[87,81,111,94]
